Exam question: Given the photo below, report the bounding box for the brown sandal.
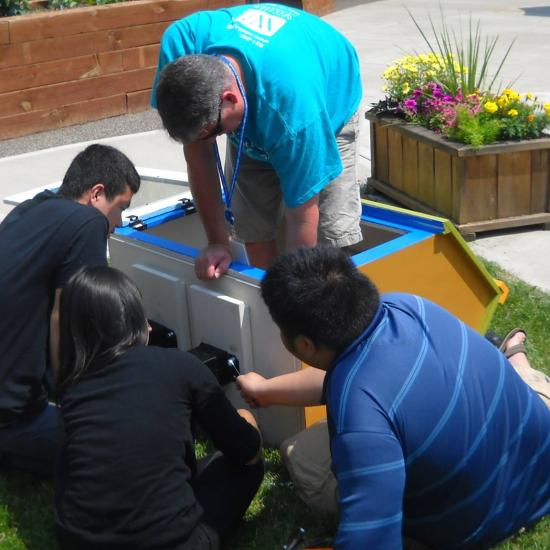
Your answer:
[498,328,528,359]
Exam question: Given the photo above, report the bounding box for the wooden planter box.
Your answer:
[366,112,550,239]
[0,0,331,140]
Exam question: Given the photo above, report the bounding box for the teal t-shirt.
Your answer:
[151,3,362,207]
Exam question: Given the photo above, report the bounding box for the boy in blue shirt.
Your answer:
[152,4,362,278]
[238,246,550,549]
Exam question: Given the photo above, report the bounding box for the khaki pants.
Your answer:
[228,112,362,248]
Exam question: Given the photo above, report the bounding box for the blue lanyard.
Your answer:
[212,55,248,225]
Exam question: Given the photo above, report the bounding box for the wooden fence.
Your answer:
[0,0,333,139]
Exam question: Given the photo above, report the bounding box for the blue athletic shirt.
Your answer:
[151,3,362,207]
[324,293,550,549]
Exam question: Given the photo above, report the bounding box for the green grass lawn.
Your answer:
[0,261,549,549]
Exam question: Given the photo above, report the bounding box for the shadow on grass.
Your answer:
[0,470,57,550]
[0,265,547,550]
[232,448,337,550]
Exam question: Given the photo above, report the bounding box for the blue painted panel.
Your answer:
[114,200,445,281]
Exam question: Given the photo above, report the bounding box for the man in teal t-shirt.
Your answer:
[151,3,362,279]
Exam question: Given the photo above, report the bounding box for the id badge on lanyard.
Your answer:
[212,54,250,266]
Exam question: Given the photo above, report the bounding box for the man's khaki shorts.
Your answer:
[225,112,362,248]
[280,419,338,514]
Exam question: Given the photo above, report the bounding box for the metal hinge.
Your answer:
[179,197,197,215]
[127,214,148,231]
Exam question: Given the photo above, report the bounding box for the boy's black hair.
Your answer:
[59,144,140,200]
[261,246,380,354]
[56,265,149,400]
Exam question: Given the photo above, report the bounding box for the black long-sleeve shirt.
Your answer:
[55,346,260,549]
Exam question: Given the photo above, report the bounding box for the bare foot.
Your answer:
[504,331,527,358]
[505,331,531,373]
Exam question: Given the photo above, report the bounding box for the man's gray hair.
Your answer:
[156,54,233,143]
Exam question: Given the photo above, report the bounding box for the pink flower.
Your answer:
[403,98,418,112]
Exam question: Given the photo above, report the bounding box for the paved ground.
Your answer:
[1,0,549,291]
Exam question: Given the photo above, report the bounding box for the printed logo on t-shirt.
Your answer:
[234,8,288,37]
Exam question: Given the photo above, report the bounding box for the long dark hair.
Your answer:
[56,266,149,399]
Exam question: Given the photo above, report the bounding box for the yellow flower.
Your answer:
[484,101,498,114]
[402,83,410,94]
[524,92,534,101]
[544,103,550,115]
[527,114,535,122]
[502,88,520,100]
[507,109,519,117]
[497,95,509,107]
[403,64,418,73]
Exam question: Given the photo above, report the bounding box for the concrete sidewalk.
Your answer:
[1,0,549,291]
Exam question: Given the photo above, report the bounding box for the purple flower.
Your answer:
[403,98,418,112]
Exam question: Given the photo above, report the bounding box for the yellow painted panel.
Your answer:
[298,225,502,428]
[304,404,327,427]
[359,234,496,332]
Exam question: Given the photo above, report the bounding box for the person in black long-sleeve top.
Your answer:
[54,265,263,549]
[0,144,140,477]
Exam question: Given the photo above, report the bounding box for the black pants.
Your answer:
[57,452,264,550]
[185,451,264,549]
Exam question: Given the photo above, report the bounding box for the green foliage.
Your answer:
[1,0,131,12]
[406,6,515,97]
[0,472,57,550]
[0,0,30,17]
[372,7,550,146]
[447,105,502,147]
[47,0,127,9]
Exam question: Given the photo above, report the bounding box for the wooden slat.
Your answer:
[98,45,159,74]
[0,54,100,94]
[531,150,549,214]
[0,67,155,117]
[387,126,403,191]
[97,51,124,74]
[9,0,207,44]
[460,155,497,223]
[0,21,9,46]
[368,117,376,178]
[0,94,127,140]
[458,213,550,235]
[374,122,389,183]
[127,89,153,113]
[122,44,160,70]
[365,113,550,157]
[451,156,463,223]
[207,0,248,8]
[434,149,452,216]
[401,134,418,198]
[497,151,531,218]
[0,21,170,69]
[302,0,335,15]
[417,141,434,207]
